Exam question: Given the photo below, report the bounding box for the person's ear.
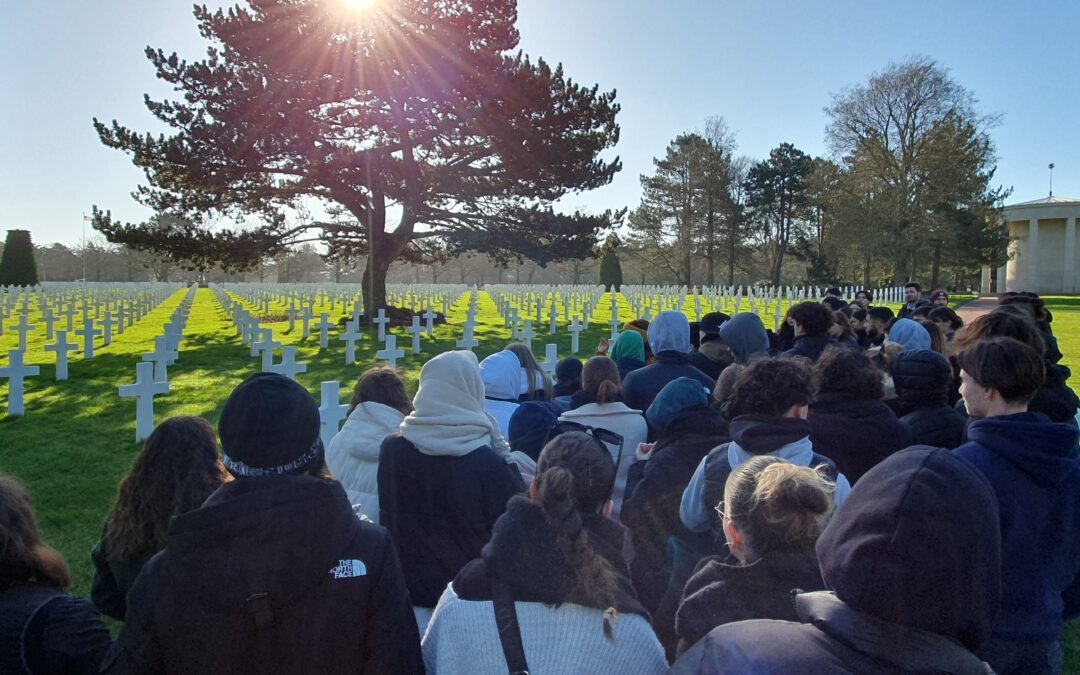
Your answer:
[602,499,614,519]
[725,518,743,555]
[785,403,809,419]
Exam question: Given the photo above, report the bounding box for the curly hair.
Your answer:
[814,346,884,400]
[536,432,621,639]
[0,475,70,592]
[103,417,227,562]
[788,302,833,337]
[348,366,413,416]
[722,357,815,419]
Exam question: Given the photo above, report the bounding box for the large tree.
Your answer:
[92,0,620,309]
[744,143,814,286]
[825,56,1006,285]
[0,230,39,286]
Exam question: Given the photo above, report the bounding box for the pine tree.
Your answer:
[598,238,623,291]
[0,230,39,286]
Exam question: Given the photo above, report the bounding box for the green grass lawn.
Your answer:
[1,287,1076,669]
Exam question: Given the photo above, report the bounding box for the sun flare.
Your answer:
[341,0,376,9]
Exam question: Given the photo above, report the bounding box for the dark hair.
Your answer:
[554,358,584,397]
[856,289,873,302]
[814,346,884,400]
[582,356,620,405]
[825,287,842,297]
[788,302,833,337]
[917,319,948,356]
[724,456,833,558]
[688,321,701,351]
[912,305,933,320]
[535,432,621,638]
[831,311,856,340]
[998,293,1049,329]
[866,306,895,324]
[904,282,921,292]
[713,364,744,404]
[507,343,553,401]
[348,366,413,416]
[103,417,228,561]
[958,337,1045,404]
[929,307,963,331]
[0,475,70,592]
[723,357,815,419]
[953,309,1045,356]
[851,308,868,322]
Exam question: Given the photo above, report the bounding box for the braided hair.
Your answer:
[535,432,621,640]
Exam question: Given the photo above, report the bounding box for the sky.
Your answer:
[2,0,1078,246]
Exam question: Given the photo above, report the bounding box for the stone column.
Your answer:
[1067,217,1077,294]
[980,266,992,295]
[1027,219,1039,292]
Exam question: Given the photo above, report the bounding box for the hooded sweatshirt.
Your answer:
[888,318,932,351]
[717,314,770,363]
[670,447,1001,675]
[954,413,1080,641]
[622,312,715,414]
[610,331,647,380]
[101,475,423,674]
[479,350,523,437]
[326,401,406,523]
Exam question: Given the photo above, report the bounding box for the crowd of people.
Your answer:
[1,285,1079,674]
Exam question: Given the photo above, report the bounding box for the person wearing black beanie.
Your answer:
[670,446,1002,674]
[102,373,423,674]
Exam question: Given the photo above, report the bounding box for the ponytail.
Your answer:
[535,435,622,640]
[595,380,620,405]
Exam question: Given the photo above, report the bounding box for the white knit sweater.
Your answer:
[421,584,667,675]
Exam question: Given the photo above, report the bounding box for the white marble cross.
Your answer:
[300,307,314,339]
[521,319,536,350]
[609,316,620,341]
[339,323,363,365]
[12,313,36,352]
[456,322,478,351]
[0,349,39,417]
[314,313,334,350]
[405,316,423,355]
[422,307,436,337]
[142,335,179,383]
[318,380,350,448]
[269,345,307,381]
[373,308,390,342]
[100,311,118,346]
[540,343,558,377]
[75,321,102,359]
[376,334,405,367]
[568,317,585,354]
[118,361,169,442]
[44,330,78,381]
[252,330,281,370]
[548,302,558,335]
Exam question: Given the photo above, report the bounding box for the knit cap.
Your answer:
[888,318,932,351]
[218,372,322,478]
[646,376,710,433]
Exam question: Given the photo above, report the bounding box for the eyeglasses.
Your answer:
[714,500,728,522]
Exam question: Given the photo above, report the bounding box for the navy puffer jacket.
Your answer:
[891,349,966,449]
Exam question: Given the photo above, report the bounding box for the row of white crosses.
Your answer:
[0,283,187,419]
[117,285,199,442]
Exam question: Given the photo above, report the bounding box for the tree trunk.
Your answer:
[706,210,716,287]
[930,241,943,290]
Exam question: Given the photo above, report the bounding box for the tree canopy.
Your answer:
[93,0,621,308]
[0,230,39,287]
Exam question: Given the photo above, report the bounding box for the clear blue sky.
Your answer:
[2,0,1077,246]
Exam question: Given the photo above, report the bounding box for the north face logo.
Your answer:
[329,559,367,579]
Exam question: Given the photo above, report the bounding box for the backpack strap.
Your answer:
[492,578,529,675]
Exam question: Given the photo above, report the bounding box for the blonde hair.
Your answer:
[723,456,834,559]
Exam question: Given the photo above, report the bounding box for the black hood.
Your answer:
[162,476,367,614]
[891,349,952,410]
[454,496,646,618]
[965,412,1079,486]
[815,447,1001,651]
[729,415,811,455]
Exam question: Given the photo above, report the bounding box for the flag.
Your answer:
[83,215,93,222]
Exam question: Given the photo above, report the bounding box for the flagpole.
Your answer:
[82,213,90,282]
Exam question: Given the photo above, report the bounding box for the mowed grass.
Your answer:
[2,287,1076,670]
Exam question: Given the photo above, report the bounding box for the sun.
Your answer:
[341,0,376,9]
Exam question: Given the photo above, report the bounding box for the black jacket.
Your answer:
[898,297,932,320]
[102,475,423,674]
[378,434,524,608]
[614,356,647,381]
[621,352,716,414]
[675,551,826,652]
[671,592,994,675]
[808,393,914,483]
[780,335,837,362]
[620,408,728,614]
[687,340,734,380]
[0,584,110,675]
[891,349,965,449]
[90,527,148,621]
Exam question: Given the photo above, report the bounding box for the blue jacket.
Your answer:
[953,413,1080,640]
